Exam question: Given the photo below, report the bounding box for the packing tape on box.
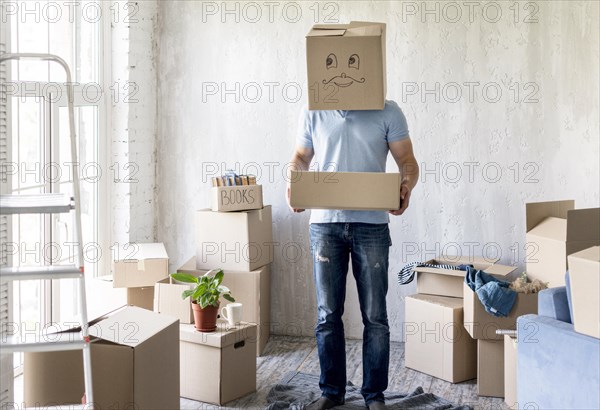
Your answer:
[138,259,145,271]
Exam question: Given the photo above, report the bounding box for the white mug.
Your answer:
[221,303,243,328]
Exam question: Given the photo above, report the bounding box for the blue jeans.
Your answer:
[309,223,391,405]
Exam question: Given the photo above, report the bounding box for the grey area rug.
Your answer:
[265,372,472,410]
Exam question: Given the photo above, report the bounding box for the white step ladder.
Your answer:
[0,53,94,406]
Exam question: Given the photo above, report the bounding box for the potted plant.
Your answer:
[170,268,235,332]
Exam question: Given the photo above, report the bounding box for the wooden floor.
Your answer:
[181,335,508,410]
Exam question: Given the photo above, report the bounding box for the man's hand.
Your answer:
[389,184,411,216]
[286,145,314,213]
[388,138,418,216]
[287,185,305,213]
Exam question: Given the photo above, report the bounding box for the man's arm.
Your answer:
[389,137,419,216]
[286,145,315,213]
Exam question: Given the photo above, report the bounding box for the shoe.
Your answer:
[368,401,386,410]
[306,396,340,410]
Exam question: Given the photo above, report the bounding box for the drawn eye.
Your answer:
[326,53,337,69]
[348,54,359,69]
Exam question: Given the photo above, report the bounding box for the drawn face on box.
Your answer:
[322,52,365,88]
[306,23,385,110]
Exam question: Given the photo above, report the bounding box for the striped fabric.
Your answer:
[397,262,465,285]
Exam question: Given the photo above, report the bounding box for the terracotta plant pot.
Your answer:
[191,301,220,332]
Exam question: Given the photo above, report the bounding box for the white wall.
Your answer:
[155,1,599,341]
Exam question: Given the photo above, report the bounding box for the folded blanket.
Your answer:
[266,372,473,410]
[465,266,517,317]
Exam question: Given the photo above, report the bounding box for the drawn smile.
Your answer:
[322,73,366,88]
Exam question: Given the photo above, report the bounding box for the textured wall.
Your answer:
[155,1,599,341]
[111,0,158,245]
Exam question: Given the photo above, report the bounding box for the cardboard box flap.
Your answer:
[484,263,517,277]
[567,208,600,242]
[48,306,128,334]
[409,293,463,309]
[349,21,385,28]
[414,256,506,278]
[528,217,566,241]
[307,26,347,37]
[312,24,349,30]
[121,243,168,261]
[179,322,257,348]
[415,265,467,278]
[569,245,600,263]
[91,306,178,347]
[436,255,499,265]
[526,200,574,232]
[345,24,383,37]
[179,257,195,272]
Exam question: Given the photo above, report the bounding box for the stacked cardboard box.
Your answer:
[462,264,537,398]
[504,334,518,409]
[100,242,170,309]
[458,200,599,398]
[405,256,514,383]
[177,256,270,356]
[405,294,477,383]
[525,200,600,287]
[180,321,257,404]
[194,205,273,355]
[567,246,600,338]
[154,203,273,356]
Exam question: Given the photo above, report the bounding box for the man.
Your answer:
[286,101,419,410]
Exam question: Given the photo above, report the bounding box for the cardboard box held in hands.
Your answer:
[306,21,386,110]
[289,170,401,211]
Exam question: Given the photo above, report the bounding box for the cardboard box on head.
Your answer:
[306,21,386,110]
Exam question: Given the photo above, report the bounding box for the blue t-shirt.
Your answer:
[296,100,410,224]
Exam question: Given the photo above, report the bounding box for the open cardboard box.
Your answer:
[127,286,154,310]
[212,184,263,212]
[568,246,600,338]
[405,294,477,383]
[180,321,257,405]
[415,256,516,298]
[154,277,195,324]
[289,170,401,211]
[179,256,271,356]
[306,21,386,110]
[463,282,538,340]
[525,200,600,287]
[100,242,169,288]
[24,306,179,409]
[196,205,273,271]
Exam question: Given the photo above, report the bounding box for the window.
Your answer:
[0,0,109,384]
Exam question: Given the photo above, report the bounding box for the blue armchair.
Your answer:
[517,274,600,409]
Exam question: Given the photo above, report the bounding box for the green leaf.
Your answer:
[181,289,194,300]
[223,293,235,303]
[217,285,230,293]
[170,273,198,284]
[199,294,208,309]
[192,284,207,301]
[214,269,224,286]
